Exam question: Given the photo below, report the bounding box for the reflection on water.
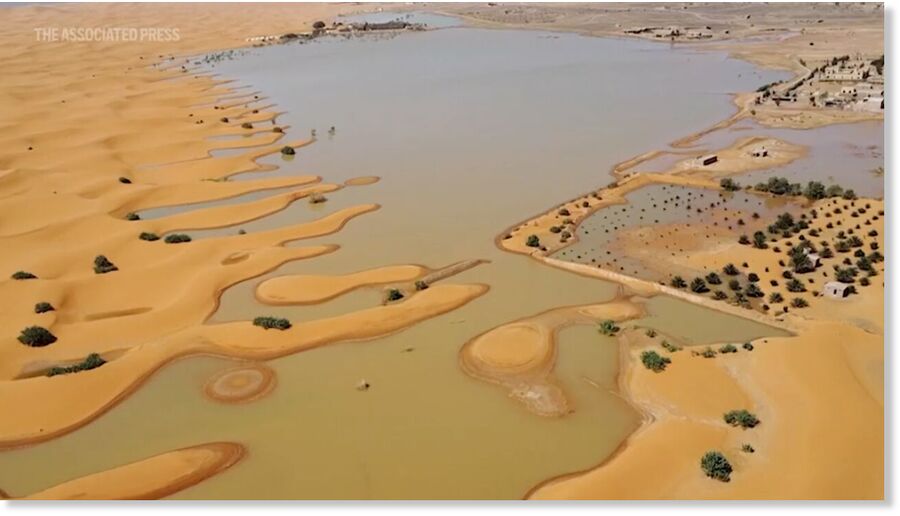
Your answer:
[0,15,799,499]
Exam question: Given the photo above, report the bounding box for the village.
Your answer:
[755,54,884,113]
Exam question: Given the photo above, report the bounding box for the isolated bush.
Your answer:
[791,297,809,308]
[598,320,620,336]
[118,176,132,184]
[414,280,429,291]
[386,289,404,302]
[525,235,541,248]
[640,350,671,372]
[670,276,687,289]
[18,326,57,347]
[742,342,754,351]
[164,234,192,244]
[253,316,291,330]
[724,409,760,429]
[11,271,37,280]
[280,146,295,156]
[125,212,141,221]
[701,451,733,482]
[34,302,54,314]
[719,343,738,354]
[139,232,160,241]
[93,255,118,274]
[741,444,755,454]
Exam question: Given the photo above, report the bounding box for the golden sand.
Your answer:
[20,442,245,500]
[256,264,427,305]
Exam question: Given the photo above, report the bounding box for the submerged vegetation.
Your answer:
[598,319,620,336]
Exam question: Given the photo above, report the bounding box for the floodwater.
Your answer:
[0,13,796,499]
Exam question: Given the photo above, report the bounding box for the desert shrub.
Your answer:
[645,329,657,338]
[414,280,429,291]
[724,409,760,428]
[11,271,37,280]
[525,235,540,248]
[386,289,404,301]
[747,273,760,283]
[164,234,192,244]
[768,292,784,303]
[670,276,687,289]
[700,347,717,358]
[742,342,754,351]
[18,326,57,347]
[786,279,805,292]
[640,350,671,372]
[741,444,755,453]
[309,193,327,204]
[661,340,682,353]
[752,231,768,249]
[549,226,562,234]
[280,146,296,155]
[34,302,54,314]
[598,319,620,336]
[834,267,857,284]
[252,316,291,330]
[118,176,132,184]
[791,297,809,308]
[860,277,871,287]
[93,255,118,274]
[705,272,722,285]
[728,279,741,291]
[47,353,107,377]
[125,212,141,221]
[701,451,733,482]
[558,208,570,216]
[241,122,253,129]
[719,343,738,353]
[738,235,750,245]
[713,290,728,300]
[723,263,739,276]
[139,232,160,241]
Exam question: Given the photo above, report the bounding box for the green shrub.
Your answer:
[713,290,728,300]
[164,233,192,244]
[791,297,809,308]
[139,232,160,241]
[525,235,541,248]
[252,316,291,330]
[786,278,806,292]
[723,263,739,276]
[742,342,754,351]
[387,289,404,301]
[18,326,57,347]
[671,276,687,289]
[719,344,738,354]
[705,272,722,285]
[34,302,54,314]
[280,146,295,155]
[645,328,657,338]
[745,283,763,298]
[93,255,118,274]
[640,350,671,372]
[125,212,141,221]
[11,271,37,280]
[558,208,570,216]
[700,347,717,358]
[741,444,755,453]
[414,280,429,291]
[47,353,106,377]
[661,340,682,353]
[700,451,733,482]
[738,234,750,245]
[549,226,562,234]
[598,319,620,336]
[724,409,760,428]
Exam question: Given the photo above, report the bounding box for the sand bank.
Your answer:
[18,442,245,500]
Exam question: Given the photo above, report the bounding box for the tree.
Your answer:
[387,289,405,301]
[598,320,620,336]
[723,263,740,276]
[752,231,768,249]
[724,409,760,428]
[93,255,118,274]
[745,283,764,298]
[252,316,292,330]
[804,181,826,200]
[640,350,671,372]
[768,292,784,303]
[705,272,722,285]
[701,451,733,482]
[670,276,687,289]
[525,235,541,248]
[18,326,57,347]
[720,178,741,191]
[690,277,708,293]
[786,278,806,292]
[790,249,814,273]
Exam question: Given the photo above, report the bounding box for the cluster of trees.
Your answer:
[47,353,107,377]
[753,177,856,201]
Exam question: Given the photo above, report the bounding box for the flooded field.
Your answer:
[556,183,804,282]
[0,13,804,499]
